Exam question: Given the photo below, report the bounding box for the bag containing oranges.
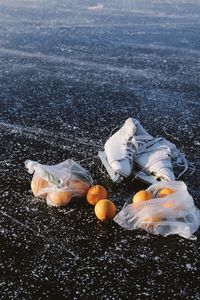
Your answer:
[25,159,93,207]
[114,181,200,240]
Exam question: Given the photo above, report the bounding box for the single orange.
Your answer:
[162,200,175,209]
[140,210,162,229]
[94,199,116,221]
[140,217,162,230]
[70,180,91,197]
[47,190,72,207]
[87,185,108,205]
[157,187,175,198]
[31,174,49,198]
[133,190,152,204]
[142,216,162,223]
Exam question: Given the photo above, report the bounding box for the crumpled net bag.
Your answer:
[25,159,93,205]
[114,181,200,240]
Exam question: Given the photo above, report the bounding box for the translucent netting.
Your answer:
[114,181,200,240]
[25,159,93,200]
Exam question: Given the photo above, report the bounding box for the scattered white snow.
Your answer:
[88,4,103,11]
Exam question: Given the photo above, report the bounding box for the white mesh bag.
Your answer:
[25,159,93,205]
[114,181,200,240]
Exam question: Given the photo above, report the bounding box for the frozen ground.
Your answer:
[0,0,200,299]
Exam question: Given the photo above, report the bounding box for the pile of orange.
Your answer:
[86,185,116,221]
[30,174,176,225]
[31,174,91,207]
[31,175,116,221]
[132,187,176,226]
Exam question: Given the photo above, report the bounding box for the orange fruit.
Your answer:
[87,185,108,205]
[47,190,72,207]
[162,200,175,209]
[140,216,162,230]
[70,180,91,197]
[142,216,162,223]
[140,208,162,229]
[133,190,152,204]
[94,199,116,221]
[31,174,49,198]
[157,187,175,198]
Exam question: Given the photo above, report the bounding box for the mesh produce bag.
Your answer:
[114,181,200,240]
[25,159,93,206]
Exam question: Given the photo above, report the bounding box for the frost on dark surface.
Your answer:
[0,0,200,299]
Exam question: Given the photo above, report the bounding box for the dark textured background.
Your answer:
[0,0,200,299]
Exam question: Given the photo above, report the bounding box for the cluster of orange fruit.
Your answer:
[31,175,116,221]
[133,187,175,204]
[133,187,175,224]
[86,185,116,221]
[31,174,90,206]
[31,175,176,224]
